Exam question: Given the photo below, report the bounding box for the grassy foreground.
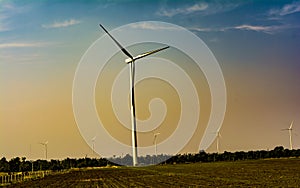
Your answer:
[7,158,300,187]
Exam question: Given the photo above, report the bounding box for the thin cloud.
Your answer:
[234,25,272,32]
[189,27,220,32]
[42,19,81,29]
[186,3,209,12]
[0,42,48,49]
[190,24,298,35]
[129,22,180,31]
[157,2,208,17]
[232,24,298,34]
[157,2,240,18]
[0,5,11,31]
[269,1,300,16]
[0,2,31,31]
[0,53,41,63]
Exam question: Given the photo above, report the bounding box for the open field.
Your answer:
[5,158,300,187]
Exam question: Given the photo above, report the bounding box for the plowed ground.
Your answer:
[7,158,300,187]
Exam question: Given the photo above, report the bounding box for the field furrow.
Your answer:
[4,158,300,187]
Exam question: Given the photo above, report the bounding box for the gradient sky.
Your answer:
[1,0,300,160]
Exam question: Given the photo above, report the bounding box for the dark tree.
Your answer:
[9,157,21,172]
[0,157,10,172]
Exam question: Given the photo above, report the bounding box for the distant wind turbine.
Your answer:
[92,136,96,156]
[153,132,160,156]
[213,130,222,153]
[39,141,48,160]
[99,24,169,166]
[282,121,294,150]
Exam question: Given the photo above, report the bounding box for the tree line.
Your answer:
[1,146,299,172]
[166,146,300,164]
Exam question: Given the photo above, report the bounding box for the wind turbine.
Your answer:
[29,144,34,172]
[153,132,160,156]
[212,130,221,153]
[91,136,96,157]
[99,24,169,166]
[39,141,48,160]
[282,121,294,150]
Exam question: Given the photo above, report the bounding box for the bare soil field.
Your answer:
[5,158,300,187]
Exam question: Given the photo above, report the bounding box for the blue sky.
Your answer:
[1,0,300,159]
[1,1,300,66]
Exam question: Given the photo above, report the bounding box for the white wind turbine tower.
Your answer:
[153,132,160,156]
[214,130,222,153]
[91,136,96,157]
[39,141,48,160]
[282,121,294,150]
[100,24,169,166]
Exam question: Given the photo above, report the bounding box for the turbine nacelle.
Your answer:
[281,121,294,131]
[39,141,48,146]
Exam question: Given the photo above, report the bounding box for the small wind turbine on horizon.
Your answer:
[39,141,48,160]
[91,136,96,157]
[153,132,160,156]
[282,121,294,150]
[99,24,169,166]
[213,130,221,153]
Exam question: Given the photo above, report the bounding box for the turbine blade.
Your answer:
[289,121,294,130]
[125,46,169,63]
[99,24,133,60]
